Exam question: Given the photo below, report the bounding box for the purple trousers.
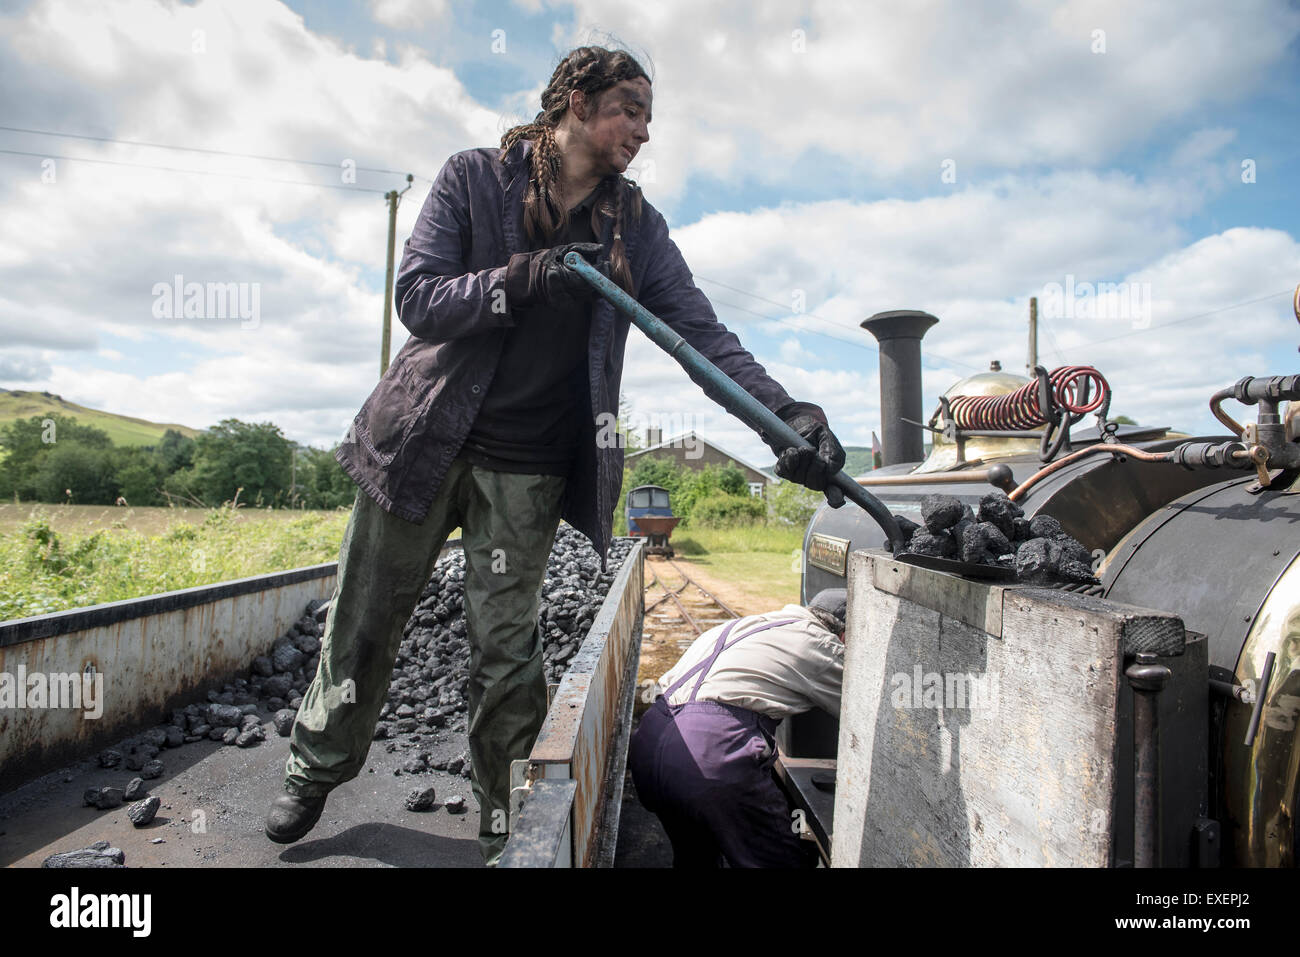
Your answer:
[628,696,817,868]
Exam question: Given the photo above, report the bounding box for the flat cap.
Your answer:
[807,588,847,632]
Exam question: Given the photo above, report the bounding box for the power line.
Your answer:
[1038,312,1067,364]
[701,272,1296,369]
[705,294,875,350]
[705,293,983,371]
[0,147,391,193]
[0,124,429,181]
[698,273,983,370]
[1038,289,1294,358]
[696,272,877,341]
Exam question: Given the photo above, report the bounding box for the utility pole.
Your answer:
[381,174,415,377]
[1027,295,1038,375]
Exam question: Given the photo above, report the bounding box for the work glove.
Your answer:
[504,242,608,311]
[766,401,846,508]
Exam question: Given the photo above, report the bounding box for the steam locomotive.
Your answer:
[794,302,1300,867]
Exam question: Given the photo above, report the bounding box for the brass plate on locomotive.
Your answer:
[808,533,850,576]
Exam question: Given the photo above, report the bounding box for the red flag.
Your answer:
[871,431,883,470]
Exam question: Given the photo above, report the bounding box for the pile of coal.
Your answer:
[893,492,1096,585]
[149,613,325,754]
[80,526,633,796]
[374,525,635,747]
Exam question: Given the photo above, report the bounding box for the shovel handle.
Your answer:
[565,252,907,551]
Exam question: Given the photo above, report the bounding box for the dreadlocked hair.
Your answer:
[499,45,649,297]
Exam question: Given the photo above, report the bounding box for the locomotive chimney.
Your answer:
[861,310,939,466]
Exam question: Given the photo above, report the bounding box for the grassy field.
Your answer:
[671,523,805,607]
[0,506,351,621]
[0,497,806,623]
[0,389,201,446]
[0,502,343,535]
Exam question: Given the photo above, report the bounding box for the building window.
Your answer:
[748,482,763,498]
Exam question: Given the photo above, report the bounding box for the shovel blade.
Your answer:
[892,551,1018,582]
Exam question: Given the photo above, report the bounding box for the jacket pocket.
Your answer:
[356,373,422,469]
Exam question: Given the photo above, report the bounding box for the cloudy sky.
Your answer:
[2,0,1298,469]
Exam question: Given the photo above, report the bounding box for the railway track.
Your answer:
[636,556,744,719]
[643,557,739,636]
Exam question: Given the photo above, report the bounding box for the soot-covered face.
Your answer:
[575,77,652,176]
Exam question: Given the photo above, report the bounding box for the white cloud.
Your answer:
[779,337,812,363]
[0,0,501,191]
[1169,127,1238,168]
[615,176,1300,466]
[2,0,1297,469]
[0,350,54,382]
[0,0,501,445]
[369,0,450,30]
[552,0,1300,203]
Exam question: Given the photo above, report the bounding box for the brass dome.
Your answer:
[913,370,1047,473]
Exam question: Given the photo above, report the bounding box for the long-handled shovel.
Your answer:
[564,252,908,552]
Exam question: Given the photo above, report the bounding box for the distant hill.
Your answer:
[842,446,875,476]
[0,390,201,447]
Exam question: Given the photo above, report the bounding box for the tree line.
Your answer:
[0,415,356,509]
[1,412,825,523]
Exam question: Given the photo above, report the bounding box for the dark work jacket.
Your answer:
[336,138,795,564]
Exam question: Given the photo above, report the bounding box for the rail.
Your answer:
[643,558,740,637]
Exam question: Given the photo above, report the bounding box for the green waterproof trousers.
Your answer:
[284,456,566,865]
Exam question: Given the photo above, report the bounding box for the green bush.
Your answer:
[33,443,118,503]
[112,450,166,506]
[627,457,681,495]
[767,480,823,526]
[190,419,293,507]
[689,491,766,527]
[615,459,770,533]
[0,416,114,501]
[297,445,356,509]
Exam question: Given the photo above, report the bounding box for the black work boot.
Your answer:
[264,792,328,844]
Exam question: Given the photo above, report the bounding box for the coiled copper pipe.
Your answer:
[949,365,1110,431]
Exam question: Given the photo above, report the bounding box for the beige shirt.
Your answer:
[657,605,844,720]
